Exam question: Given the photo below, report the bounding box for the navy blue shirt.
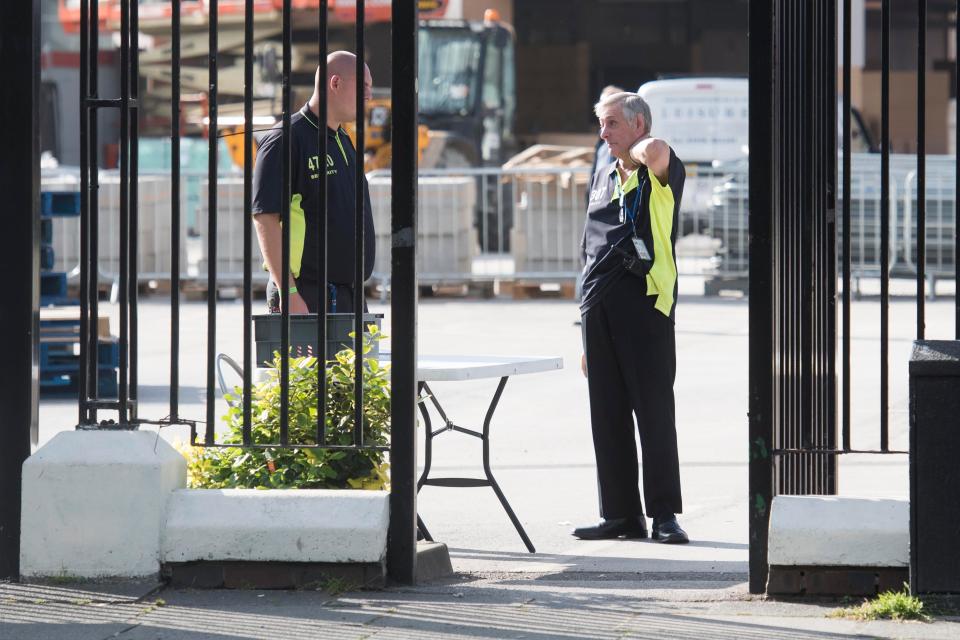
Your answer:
[580,149,685,317]
[252,104,375,285]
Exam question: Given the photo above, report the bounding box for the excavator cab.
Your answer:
[417,15,516,168]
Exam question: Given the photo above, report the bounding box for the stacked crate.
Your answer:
[38,189,120,397]
[367,175,478,281]
[505,146,592,278]
[47,175,182,282]
[39,308,118,397]
[194,176,269,288]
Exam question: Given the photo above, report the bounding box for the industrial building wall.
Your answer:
[512,0,749,140]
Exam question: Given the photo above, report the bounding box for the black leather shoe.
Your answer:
[652,515,689,544]
[572,516,648,540]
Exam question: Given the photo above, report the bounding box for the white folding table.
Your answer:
[383,354,564,553]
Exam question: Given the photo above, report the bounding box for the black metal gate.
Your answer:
[749,0,959,594]
[35,0,416,582]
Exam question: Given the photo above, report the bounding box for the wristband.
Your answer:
[288,286,298,294]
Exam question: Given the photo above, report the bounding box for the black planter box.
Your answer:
[253,313,384,367]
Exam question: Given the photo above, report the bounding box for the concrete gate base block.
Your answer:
[769,495,908,567]
[20,430,187,579]
[162,489,390,563]
[767,495,909,596]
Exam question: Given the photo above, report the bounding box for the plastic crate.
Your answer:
[40,271,67,300]
[253,313,384,366]
[41,191,81,217]
[41,245,55,271]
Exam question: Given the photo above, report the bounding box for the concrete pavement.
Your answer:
[3,573,960,639]
[22,281,959,637]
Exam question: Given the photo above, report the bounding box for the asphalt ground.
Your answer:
[19,277,960,638]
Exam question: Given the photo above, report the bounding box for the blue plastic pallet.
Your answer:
[40,340,120,373]
[40,368,118,398]
[41,218,53,244]
[41,245,55,271]
[41,191,81,217]
[41,272,67,298]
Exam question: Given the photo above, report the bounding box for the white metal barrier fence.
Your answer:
[46,157,953,297]
[706,153,957,294]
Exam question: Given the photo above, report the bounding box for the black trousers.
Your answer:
[266,277,366,314]
[582,273,682,519]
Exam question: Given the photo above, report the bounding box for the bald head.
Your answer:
[310,50,373,129]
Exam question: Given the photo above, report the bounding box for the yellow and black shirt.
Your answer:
[580,148,685,319]
[252,103,375,285]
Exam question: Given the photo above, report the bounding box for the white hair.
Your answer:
[594,92,652,135]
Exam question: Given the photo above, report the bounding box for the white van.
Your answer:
[636,77,876,217]
[637,78,750,165]
[638,77,876,164]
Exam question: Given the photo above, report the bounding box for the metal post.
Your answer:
[0,0,40,579]
[354,0,366,447]
[206,0,219,443]
[388,0,419,585]
[748,0,775,593]
[279,0,291,446]
[242,0,253,444]
[129,0,140,420]
[118,0,130,424]
[880,0,890,452]
[316,1,329,446]
[917,0,926,336]
[171,0,182,423]
[842,0,852,451]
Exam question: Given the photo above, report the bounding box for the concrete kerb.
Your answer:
[19,429,446,587]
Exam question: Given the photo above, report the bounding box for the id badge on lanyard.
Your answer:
[619,174,650,261]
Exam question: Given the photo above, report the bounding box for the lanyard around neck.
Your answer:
[618,169,645,227]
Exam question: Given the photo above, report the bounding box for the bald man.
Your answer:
[253,51,375,315]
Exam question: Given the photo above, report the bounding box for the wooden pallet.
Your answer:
[40,306,111,341]
[181,280,269,301]
[501,280,576,300]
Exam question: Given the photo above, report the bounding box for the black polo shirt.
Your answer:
[580,148,685,318]
[252,103,375,285]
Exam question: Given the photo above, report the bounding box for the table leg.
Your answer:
[415,381,434,542]
[482,377,536,553]
[415,376,536,553]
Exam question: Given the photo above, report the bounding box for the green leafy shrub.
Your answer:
[185,326,390,490]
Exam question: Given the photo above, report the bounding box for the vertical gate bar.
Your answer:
[171,0,181,422]
[205,0,218,444]
[353,0,366,447]
[957,1,959,339]
[825,0,838,492]
[748,0,775,594]
[88,0,100,419]
[387,0,418,585]
[279,0,291,446]
[842,0,851,451]
[242,0,253,444]
[118,0,130,424]
[79,0,90,424]
[316,1,329,446]
[917,0,926,337]
[0,0,40,580]
[880,0,890,452]
[129,0,140,420]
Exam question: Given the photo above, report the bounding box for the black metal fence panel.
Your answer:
[750,0,951,594]
[75,0,417,580]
